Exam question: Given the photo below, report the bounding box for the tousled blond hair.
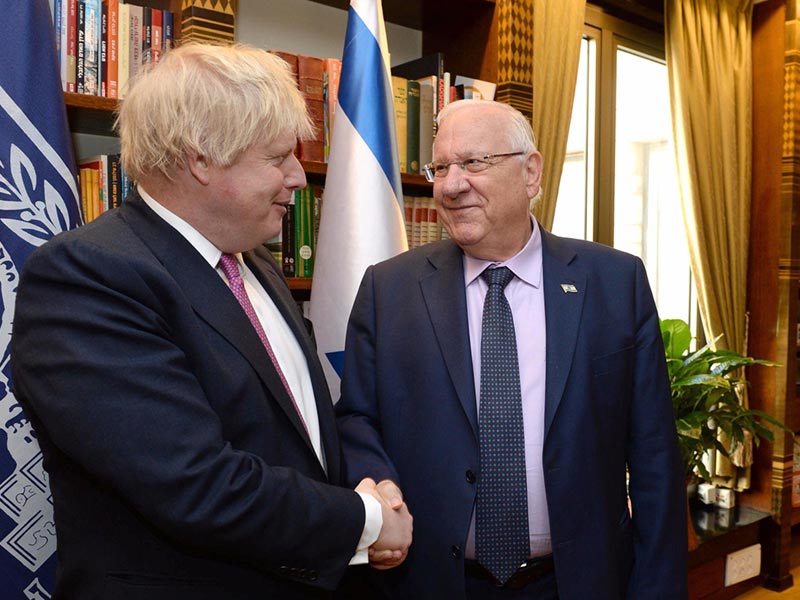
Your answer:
[116,42,313,181]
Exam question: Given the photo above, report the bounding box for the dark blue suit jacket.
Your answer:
[336,226,688,599]
[11,194,364,600]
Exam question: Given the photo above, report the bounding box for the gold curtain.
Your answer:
[665,0,753,487]
[530,0,586,228]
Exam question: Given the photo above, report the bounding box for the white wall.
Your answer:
[235,0,422,66]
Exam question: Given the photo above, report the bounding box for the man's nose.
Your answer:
[283,154,307,190]
[437,164,470,197]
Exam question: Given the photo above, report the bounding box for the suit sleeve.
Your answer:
[625,257,688,599]
[335,266,401,487]
[10,238,364,589]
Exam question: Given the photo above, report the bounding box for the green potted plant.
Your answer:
[660,318,788,482]
[660,318,790,550]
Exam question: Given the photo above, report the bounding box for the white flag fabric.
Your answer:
[309,0,408,400]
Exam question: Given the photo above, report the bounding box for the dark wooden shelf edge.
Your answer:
[287,278,313,291]
[300,160,433,190]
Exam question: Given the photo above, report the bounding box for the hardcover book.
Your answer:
[406,79,420,174]
[298,55,325,163]
[391,76,408,173]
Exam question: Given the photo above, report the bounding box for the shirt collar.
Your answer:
[463,215,542,288]
[138,184,231,269]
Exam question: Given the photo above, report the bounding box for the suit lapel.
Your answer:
[420,243,478,438]
[118,196,317,459]
[244,249,340,481]
[541,228,586,440]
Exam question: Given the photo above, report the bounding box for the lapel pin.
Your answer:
[561,283,578,294]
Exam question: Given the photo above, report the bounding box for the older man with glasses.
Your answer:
[336,99,687,600]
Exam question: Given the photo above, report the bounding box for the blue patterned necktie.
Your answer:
[476,266,529,584]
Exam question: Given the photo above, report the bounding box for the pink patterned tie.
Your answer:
[218,253,308,434]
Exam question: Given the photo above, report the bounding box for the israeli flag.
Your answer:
[310,0,408,399]
[0,1,83,597]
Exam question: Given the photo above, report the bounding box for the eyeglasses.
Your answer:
[422,152,525,183]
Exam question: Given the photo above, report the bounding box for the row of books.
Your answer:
[269,51,342,165]
[267,189,448,281]
[267,184,324,279]
[390,53,496,176]
[78,153,131,222]
[53,0,174,98]
[404,196,449,249]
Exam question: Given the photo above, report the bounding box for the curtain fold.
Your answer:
[530,0,586,228]
[665,0,754,488]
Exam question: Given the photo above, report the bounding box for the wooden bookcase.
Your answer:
[63,0,517,297]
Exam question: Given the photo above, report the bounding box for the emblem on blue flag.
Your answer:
[0,1,83,597]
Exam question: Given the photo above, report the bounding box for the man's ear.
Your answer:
[525,150,543,200]
[187,153,211,185]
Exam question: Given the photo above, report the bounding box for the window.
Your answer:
[551,7,699,334]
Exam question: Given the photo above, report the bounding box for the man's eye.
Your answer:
[434,164,449,173]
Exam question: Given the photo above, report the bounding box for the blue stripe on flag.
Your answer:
[338,6,399,194]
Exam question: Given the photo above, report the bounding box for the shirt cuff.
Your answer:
[350,491,383,565]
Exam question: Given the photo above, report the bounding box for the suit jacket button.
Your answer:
[465,470,476,484]
[451,545,462,558]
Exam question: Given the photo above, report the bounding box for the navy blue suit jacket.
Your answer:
[11,194,364,600]
[336,226,688,599]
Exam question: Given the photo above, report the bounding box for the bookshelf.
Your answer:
[62,0,525,296]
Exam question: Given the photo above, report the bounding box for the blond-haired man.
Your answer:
[11,43,411,600]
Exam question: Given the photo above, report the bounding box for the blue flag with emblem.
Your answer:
[309,0,408,399]
[0,1,83,597]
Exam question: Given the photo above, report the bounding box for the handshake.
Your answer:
[356,478,414,569]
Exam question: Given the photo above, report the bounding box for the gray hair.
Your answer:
[435,99,537,154]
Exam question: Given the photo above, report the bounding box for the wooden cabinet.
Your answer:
[744,0,797,592]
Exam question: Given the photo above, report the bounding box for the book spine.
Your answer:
[99,155,109,213]
[163,10,173,52]
[282,192,296,277]
[76,0,85,94]
[404,195,413,244]
[92,162,102,218]
[417,79,434,171]
[295,186,315,278]
[406,80,420,174]
[66,0,77,92]
[151,8,162,63]
[100,1,107,96]
[108,154,121,209]
[107,0,118,98]
[322,58,341,162]
[128,4,142,81]
[79,168,89,222]
[83,0,100,96]
[55,0,67,91]
[141,6,152,65]
[297,55,325,163]
[392,76,408,173]
[117,3,129,97]
[425,197,439,242]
